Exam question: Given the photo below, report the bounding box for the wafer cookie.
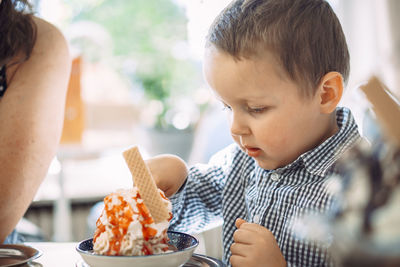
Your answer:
[123,146,170,223]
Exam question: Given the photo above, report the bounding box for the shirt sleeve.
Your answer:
[169,144,237,233]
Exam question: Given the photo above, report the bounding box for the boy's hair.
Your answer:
[206,0,350,97]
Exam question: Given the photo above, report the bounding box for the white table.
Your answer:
[25,242,81,266]
[25,223,223,266]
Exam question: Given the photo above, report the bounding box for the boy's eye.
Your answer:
[248,106,266,113]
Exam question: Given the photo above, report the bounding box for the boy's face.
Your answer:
[203,46,336,170]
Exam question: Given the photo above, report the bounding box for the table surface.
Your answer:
[23,221,223,266]
[25,242,81,267]
[24,241,221,267]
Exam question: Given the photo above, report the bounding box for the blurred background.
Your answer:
[19,0,400,248]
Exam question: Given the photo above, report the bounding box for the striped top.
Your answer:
[169,107,360,266]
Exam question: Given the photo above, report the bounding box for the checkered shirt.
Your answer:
[169,107,360,266]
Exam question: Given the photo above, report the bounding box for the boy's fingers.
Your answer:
[235,218,247,228]
[230,242,248,256]
[233,228,254,244]
[230,254,246,267]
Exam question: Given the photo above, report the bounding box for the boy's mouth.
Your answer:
[244,146,261,157]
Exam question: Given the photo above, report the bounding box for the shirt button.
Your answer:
[253,214,260,224]
[271,173,280,181]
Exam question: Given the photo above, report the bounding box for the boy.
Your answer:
[147,0,360,266]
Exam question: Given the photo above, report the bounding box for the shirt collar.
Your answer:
[298,107,361,176]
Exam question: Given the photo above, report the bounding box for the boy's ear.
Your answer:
[316,72,344,114]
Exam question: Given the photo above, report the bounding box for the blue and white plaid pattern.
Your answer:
[169,107,360,266]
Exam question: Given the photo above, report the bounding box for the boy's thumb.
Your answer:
[235,218,247,228]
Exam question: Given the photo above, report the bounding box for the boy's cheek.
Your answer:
[231,135,242,147]
[259,135,286,152]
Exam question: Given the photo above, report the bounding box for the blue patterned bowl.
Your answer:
[76,231,198,267]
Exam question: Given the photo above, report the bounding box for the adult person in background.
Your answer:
[0,0,71,243]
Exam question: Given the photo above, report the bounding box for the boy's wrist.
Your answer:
[175,177,188,194]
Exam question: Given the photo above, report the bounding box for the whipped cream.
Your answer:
[93,187,172,256]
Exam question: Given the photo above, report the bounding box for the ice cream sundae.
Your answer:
[93,146,173,256]
[93,187,172,256]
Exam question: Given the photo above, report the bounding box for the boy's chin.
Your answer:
[254,158,281,170]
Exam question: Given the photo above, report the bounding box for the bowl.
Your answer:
[76,231,199,267]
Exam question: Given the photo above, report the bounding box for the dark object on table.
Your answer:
[0,244,42,267]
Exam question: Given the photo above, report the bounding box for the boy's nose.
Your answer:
[230,112,250,136]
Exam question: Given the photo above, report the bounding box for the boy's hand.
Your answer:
[145,154,188,197]
[230,218,286,267]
